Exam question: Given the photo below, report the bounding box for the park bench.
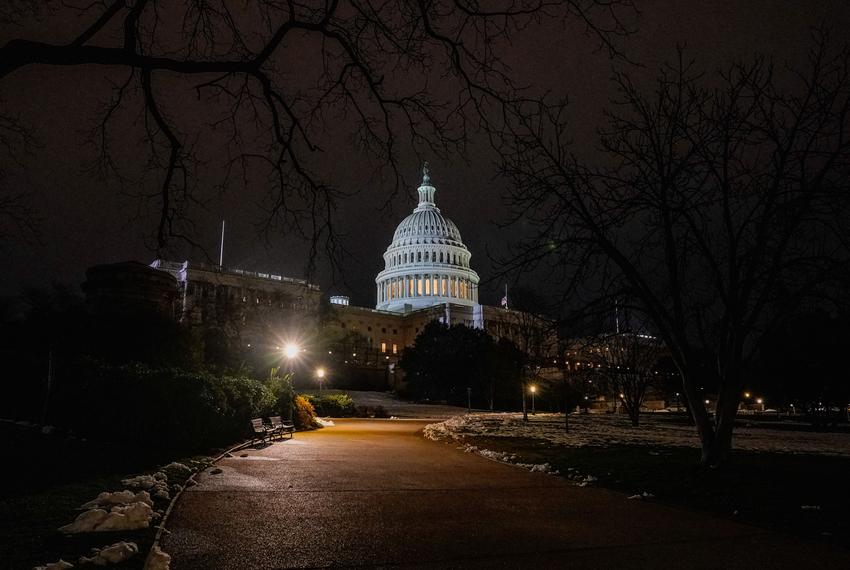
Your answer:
[250,417,270,444]
[267,415,295,440]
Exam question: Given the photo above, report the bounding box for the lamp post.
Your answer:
[282,343,300,422]
[530,385,537,415]
[316,367,326,395]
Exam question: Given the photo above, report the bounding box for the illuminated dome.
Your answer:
[376,163,479,312]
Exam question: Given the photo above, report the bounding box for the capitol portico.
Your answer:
[375,164,479,312]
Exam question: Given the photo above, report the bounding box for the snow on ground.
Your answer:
[81,490,152,509]
[59,501,156,533]
[79,541,139,565]
[459,443,556,474]
[425,412,850,456]
[146,545,172,570]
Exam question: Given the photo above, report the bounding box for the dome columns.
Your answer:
[376,271,479,306]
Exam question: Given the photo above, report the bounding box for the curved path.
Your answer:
[163,419,850,569]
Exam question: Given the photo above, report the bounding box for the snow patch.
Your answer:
[145,545,171,570]
[59,502,154,533]
[162,462,191,477]
[459,444,554,474]
[316,418,335,427]
[424,412,850,456]
[121,475,158,490]
[82,490,152,509]
[79,541,138,565]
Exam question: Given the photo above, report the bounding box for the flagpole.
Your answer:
[219,220,225,267]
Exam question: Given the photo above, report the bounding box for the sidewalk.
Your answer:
[162,419,850,569]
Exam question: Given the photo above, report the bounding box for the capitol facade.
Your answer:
[375,164,479,312]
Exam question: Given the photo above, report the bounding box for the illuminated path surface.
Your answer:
[163,419,850,569]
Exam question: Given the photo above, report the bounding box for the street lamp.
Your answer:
[283,343,299,360]
[316,367,326,395]
[530,385,537,415]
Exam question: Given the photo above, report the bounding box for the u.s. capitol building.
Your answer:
[84,164,555,386]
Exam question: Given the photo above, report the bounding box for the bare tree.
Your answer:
[497,31,850,465]
[0,0,635,263]
[583,331,662,426]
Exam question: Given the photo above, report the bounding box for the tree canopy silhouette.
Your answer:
[498,30,850,465]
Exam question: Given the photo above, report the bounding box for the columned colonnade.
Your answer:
[377,273,477,305]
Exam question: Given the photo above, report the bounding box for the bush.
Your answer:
[50,359,276,452]
[292,395,319,430]
[266,371,296,421]
[303,393,357,417]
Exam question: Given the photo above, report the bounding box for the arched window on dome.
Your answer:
[417,251,422,262]
[439,251,443,263]
[425,251,429,262]
[453,253,457,265]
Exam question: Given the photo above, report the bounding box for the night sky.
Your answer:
[3,1,849,307]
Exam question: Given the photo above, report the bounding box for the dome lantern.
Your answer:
[416,161,436,207]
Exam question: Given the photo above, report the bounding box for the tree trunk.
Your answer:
[711,369,743,465]
[627,405,640,427]
[680,372,718,466]
[522,382,528,422]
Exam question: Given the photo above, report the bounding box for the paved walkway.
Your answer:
[163,420,850,569]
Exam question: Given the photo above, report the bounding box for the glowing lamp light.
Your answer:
[316,368,326,379]
[705,399,710,404]
[744,391,751,399]
[619,393,625,399]
[756,398,764,405]
[283,343,300,359]
[529,385,537,394]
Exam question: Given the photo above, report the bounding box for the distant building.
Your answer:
[83,261,178,319]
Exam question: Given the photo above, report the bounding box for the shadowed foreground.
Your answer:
[163,419,850,569]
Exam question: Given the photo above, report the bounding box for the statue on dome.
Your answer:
[422,161,431,185]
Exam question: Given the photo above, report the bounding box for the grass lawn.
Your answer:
[0,423,209,570]
[463,435,850,548]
